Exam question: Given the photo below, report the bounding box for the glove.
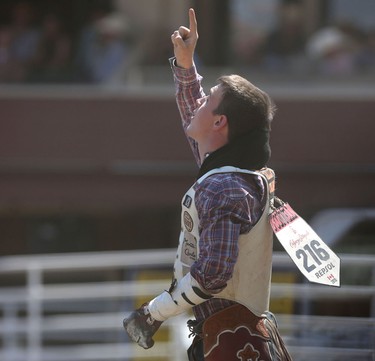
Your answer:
[123,303,163,349]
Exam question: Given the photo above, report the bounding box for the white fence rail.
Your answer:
[0,249,374,361]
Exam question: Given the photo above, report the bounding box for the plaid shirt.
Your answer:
[171,59,266,322]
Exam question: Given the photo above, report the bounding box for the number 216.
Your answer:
[296,240,330,273]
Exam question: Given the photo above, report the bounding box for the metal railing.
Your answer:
[0,249,374,361]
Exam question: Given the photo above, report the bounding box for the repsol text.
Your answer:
[315,262,335,279]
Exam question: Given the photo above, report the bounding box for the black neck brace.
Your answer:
[197,128,271,179]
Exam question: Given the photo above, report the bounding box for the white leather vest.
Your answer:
[174,166,274,317]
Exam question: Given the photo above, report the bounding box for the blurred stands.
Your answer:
[0,0,374,84]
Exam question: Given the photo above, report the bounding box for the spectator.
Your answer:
[28,12,72,82]
[7,1,40,82]
[306,25,358,76]
[263,2,306,72]
[74,6,108,82]
[78,13,131,84]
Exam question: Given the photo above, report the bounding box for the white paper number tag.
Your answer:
[270,202,340,287]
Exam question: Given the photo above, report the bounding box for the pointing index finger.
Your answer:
[189,8,197,35]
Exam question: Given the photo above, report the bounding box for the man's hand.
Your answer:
[171,8,198,69]
[123,303,163,349]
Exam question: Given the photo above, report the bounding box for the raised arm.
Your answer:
[170,9,205,166]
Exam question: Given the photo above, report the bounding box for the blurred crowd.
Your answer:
[0,1,374,84]
[234,2,375,77]
[0,1,136,84]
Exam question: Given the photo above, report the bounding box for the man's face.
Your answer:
[186,84,224,142]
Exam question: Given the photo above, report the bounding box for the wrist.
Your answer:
[169,57,200,86]
[148,291,178,321]
[148,273,212,321]
[171,55,194,70]
[176,59,194,69]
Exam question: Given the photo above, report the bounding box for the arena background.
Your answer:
[0,1,374,359]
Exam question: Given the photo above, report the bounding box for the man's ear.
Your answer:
[213,114,228,130]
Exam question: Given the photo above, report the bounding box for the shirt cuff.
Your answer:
[169,57,200,85]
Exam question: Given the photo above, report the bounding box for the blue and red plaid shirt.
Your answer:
[171,59,266,322]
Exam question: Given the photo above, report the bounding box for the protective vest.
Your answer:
[174,166,275,317]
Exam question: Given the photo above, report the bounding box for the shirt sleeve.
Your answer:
[190,175,264,294]
[170,57,205,166]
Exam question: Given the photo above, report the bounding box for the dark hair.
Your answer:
[213,75,276,142]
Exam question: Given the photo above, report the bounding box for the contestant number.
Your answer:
[296,240,330,273]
